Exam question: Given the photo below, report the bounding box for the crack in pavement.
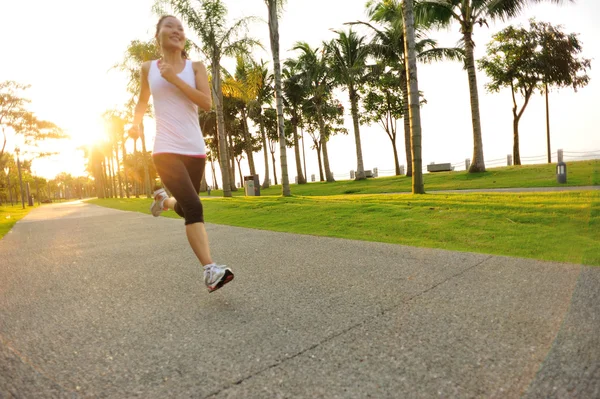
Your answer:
[204,255,493,398]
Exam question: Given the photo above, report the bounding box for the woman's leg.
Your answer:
[153,154,212,266]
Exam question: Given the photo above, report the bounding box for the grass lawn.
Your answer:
[207,160,599,197]
[0,204,36,239]
[89,190,600,266]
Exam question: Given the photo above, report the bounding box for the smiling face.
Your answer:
[155,16,185,54]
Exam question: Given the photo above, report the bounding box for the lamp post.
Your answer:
[4,167,13,206]
[15,147,25,209]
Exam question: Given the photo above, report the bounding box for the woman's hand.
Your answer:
[159,62,178,84]
[128,124,140,140]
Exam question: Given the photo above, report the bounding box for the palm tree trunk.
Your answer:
[349,84,366,180]
[210,159,218,190]
[114,146,123,198]
[109,156,116,198]
[316,106,335,182]
[236,158,243,187]
[241,107,256,175]
[464,32,486,173]
[301,127,307,179]
[139,123,152,197]
[545,83,551,163]
[267,0,291,196]
[212,60,232,197]
[133,139,139,198]
[228,132,237,190]
[402,0,424,194]
[316,144,324,181]
[400,69,413,177]
[260,121,270,189]
[121,139,129,198]
[321,137,335,183]
[291,113,306,184]
[270,147,278,185]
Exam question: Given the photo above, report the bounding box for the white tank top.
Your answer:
[148,59,206,157]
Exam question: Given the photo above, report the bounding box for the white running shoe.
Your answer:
[203,264,234,293]
[150,188,169,217]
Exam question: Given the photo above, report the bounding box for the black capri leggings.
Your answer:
[153,153,206,225]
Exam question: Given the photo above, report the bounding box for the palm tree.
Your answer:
[356,0,463,176]
[247,61,275,189]
[154,0,259,197]
[416,0,573,173]
[103,110,129,198]
[402,0,424,193]
[326,29,370,181]
[229,56,258,176]
[265,0,291,196]
[114,39,159,196]
[291,42,336,183]
[282,63,307,184]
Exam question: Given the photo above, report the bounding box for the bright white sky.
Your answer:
[1,0,599,181]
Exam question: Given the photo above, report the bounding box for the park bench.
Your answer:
[427,163,453,172]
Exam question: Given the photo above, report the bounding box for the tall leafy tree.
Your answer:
[265,0,291,195]
[326,29,370,180]
[402,0,424,193]
[282,63,307,184]
[479,20,590,165]
[291,42,339,182]
[0,81,67,161]
[416,0,575,173]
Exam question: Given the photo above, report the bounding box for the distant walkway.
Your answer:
[1,201,598,398]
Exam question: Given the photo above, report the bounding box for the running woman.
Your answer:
[129,15,233,293]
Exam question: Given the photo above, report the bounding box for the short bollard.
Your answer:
[556,162,567,184]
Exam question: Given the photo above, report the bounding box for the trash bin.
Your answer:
[244,175,260,196]
[556,162,567,184]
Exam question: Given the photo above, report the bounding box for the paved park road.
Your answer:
[1,201,598,398]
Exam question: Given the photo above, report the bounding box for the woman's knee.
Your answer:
[181,199,204,225]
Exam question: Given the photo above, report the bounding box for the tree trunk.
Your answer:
[402,0,424,194]
[212,60,232,197]
[228,132,237,190]
[114,146,123,198]
[121,139,129,198]
[291,113,306,184]
[210,159,218,190]
[349,84,366,180]
[139,123,152,197]
[464,31,486,173]
[200,174,208,192]
[316,144,324,182]
[241,107,256,175]
[109,156,116,198]
[392,137,401,175]
[400,69,413,177]
[270,149,278,185]
[316,106,335,182]
[236,158,243,187]
[545,83,551,163]
[301,128,308,179]
[268,0,291,196]
[511,85,534,167]
[133,139,139,198]
[513,116,521,166]
[321,136,335,182]
[260,121,270,189]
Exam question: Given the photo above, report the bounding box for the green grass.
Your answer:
[89,190,600,266]
[208,160,599,197]
[0,204,36,239]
